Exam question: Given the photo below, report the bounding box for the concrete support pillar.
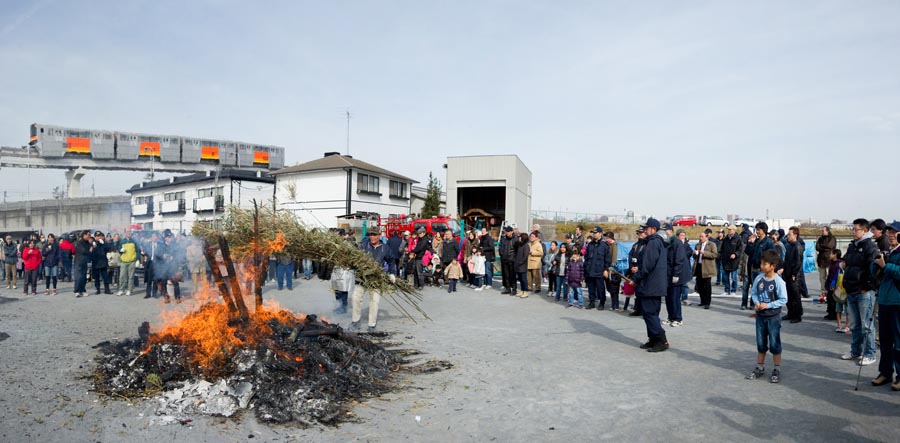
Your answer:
[65,168,86,198]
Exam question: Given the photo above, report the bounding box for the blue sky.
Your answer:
[1,1,898,221]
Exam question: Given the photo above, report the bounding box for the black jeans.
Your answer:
[501,261,516,291]
[73,261,88,293]
[606,277,621,309]
[93,266,111,292]
[697,277,712,306]
[786,276,803,319]
[640,296,665,340]
[877,304,900,379]
[586,276,606,305]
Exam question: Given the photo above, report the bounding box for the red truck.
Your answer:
[379,215,461,239]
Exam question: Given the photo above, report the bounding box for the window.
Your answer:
[164,191,185,201]
[198,186,223,198]
[134,196,151,205]
[389,180,408,199]
[432,222,448,233]
[357,173,380,195]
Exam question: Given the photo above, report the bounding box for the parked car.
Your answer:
[700,215,729,227]
[671,215,698,227]
[733,218,759,228]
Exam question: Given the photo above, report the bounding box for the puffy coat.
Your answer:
[584,240,611,278]
[3,241,19,265]
[413,234,433,260]
[42,242,60,267]
[876,245,900,305]
[500,234,516,262]
[634,234,667,297]
[90,240,111,269]
[22,247,42,271]
[444,261,463,279]
[745,236,774,272]
[667,237,687,287]
[566,258,584,287]
[480,234,496,261]
[441,239,460,265]
[527,240,544,270]
[719,234,743,271]
[782,240,804,282]
[386,234,402,260]
[843,233,880,294]
[693,241,719,279]
[74,239,93,265]
[514,240,529,273]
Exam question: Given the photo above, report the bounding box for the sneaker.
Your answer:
[125,290,131,296]
[566,304,574,309]
[835,327,845,333]
[662,320,672,326]
[474,287,483,291]
[518,293,529,298]
[44,289,50,295]
[52,289,57,295]
[842,327,850,333]
[893,380,900,391]
[740,306,747,310]
[4,285,9,289]
[639,340,654,350]
[682,300,688,306]
[671,321,683,327]
[349,321,360,331]
[841,353,861,361]
[75,293,83,298]
[859,357,876,366]
[872,375,891,386]
[116,290,123,296]
[770,369,781,383]
[648,341,669,352]
[745,367,765,380]
[483,285,491,290]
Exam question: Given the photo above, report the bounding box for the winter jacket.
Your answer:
[566,258,585,287]
[471,255,486,276]
[573,233,585,253]
[22,247,42,270]
[843,233,880,294]
[527,240,544,270]
[667,237,687,287]
[118,237,140,263]
[90,240,111,269]
[74,239,93,265]
[480,234,496,261]
[876,245,900,305]
[678,239,693,284]
[361,240,387,269]
[413,234,433,260]
[499,234,516,262]
[584,239,611,278]
[441,239,460,265]
[693,241,718,279]
[2,242,18,265]
[544,250,559,274]
[815,234,836,268]
[514,239,529,273]
[634,234,667,297]
[626,238,644,278]
[782,240,804,282]
[42,242,60,267]
[554,251,568,277]
[719,234,743,271]
[745,236,774,272]
[384,234,401,260]
[59,239,75,261]
[444,261,463,279]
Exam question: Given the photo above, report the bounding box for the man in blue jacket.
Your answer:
[385,231,402,277]
[353,228,392,333]
[584,227,611,310]
[664,224,688,327]
[632,218,669,352]
[742,222,774,310]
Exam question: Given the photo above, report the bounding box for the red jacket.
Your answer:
[22,247,42,271]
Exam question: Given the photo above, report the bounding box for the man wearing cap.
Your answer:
[352,228,391,332]
[604,232,621,311]
[664,223,687,326]
[411,227,432,289]
[90,231,113,295]
[584,227,611,310]
[631,218,669,352]
[743,222,774,310]
[500,226,517,295]
[872,222,900,389]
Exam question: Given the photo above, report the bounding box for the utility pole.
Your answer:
[346,109,351,156]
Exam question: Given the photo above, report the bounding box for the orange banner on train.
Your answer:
[201,146,220,160]
[66,137,91,153]
[253,151,270,164]
[139,141,160,157]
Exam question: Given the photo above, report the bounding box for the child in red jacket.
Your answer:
[22,240,43,295]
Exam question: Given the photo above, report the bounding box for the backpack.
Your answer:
[831,269,846,303]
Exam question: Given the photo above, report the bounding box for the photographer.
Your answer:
[840,218,880,367]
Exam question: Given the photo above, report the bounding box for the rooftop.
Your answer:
[270,152,417,183]
[126,168,274,193]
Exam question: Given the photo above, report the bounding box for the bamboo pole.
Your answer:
[218,236,250,321]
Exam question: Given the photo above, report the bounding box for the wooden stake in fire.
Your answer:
[218,236,250,321]
[201,242,238,314]
[252,200,266,310]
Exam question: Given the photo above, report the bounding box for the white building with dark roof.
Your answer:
[271,152,417,228]
[126,169,275,233]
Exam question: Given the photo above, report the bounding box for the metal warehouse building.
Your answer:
[445,155,532,233]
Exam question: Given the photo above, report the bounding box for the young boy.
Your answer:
[826,249,848,333]
[444,258,463,293]
[565,250,585,309]
[747,249,788,383]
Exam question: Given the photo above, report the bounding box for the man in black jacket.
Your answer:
[665,224,687,326]
[411,227,432,290]
[90,231,112,294]
[385,231,402,277]
[632,218,669,352]
[720,226,743,295]
[584,227,611,310]
[781,227,804,323]
[480,228,496,289]
[73,230,93,297]
[841,218,880,366]
[499,226,517,295]
[627,227,646,316]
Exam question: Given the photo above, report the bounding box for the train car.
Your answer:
[115,132,181,162]
[236,143,280,168]
[194,139,237,166]
[268,146,285,169]
[30,123,114,159]
[181,137,202,163]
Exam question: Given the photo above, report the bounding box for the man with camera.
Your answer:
[840,218,881,367]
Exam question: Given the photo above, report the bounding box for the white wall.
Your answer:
[446,155,532,229]
[275,169,412,228]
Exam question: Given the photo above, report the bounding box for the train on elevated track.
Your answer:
[27,123,285,169]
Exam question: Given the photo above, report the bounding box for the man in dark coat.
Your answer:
[385,231,402,277]
[719,225,744,295]
[627,227,646,316]
[584,227,611,310]
[411,227,432,289]
[73,231,93,297]
[664,224,687,326]
[90,231,112,294]
[632,218,669,352]
[816,226,838,319]
[480,228,496,289]
[782,227,805,323]
[499,226,517,295]
[842,218,880,365]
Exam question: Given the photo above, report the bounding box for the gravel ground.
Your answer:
[1,273,899,443]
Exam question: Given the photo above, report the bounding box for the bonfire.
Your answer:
[91,204,445,427]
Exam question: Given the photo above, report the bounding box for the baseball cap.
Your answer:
[503,226,514,232]
[605,232,615,240]
[591,227,603,234]
[640,218,661,230]
[768,229,778,236]
[718,229,725,233]
[635,226,645,234]
[886,221,900,232]
[565,233,573,239]
[728,225,736,231]
[662,223,673,231]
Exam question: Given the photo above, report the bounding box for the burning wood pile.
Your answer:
[91,204,443,427]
